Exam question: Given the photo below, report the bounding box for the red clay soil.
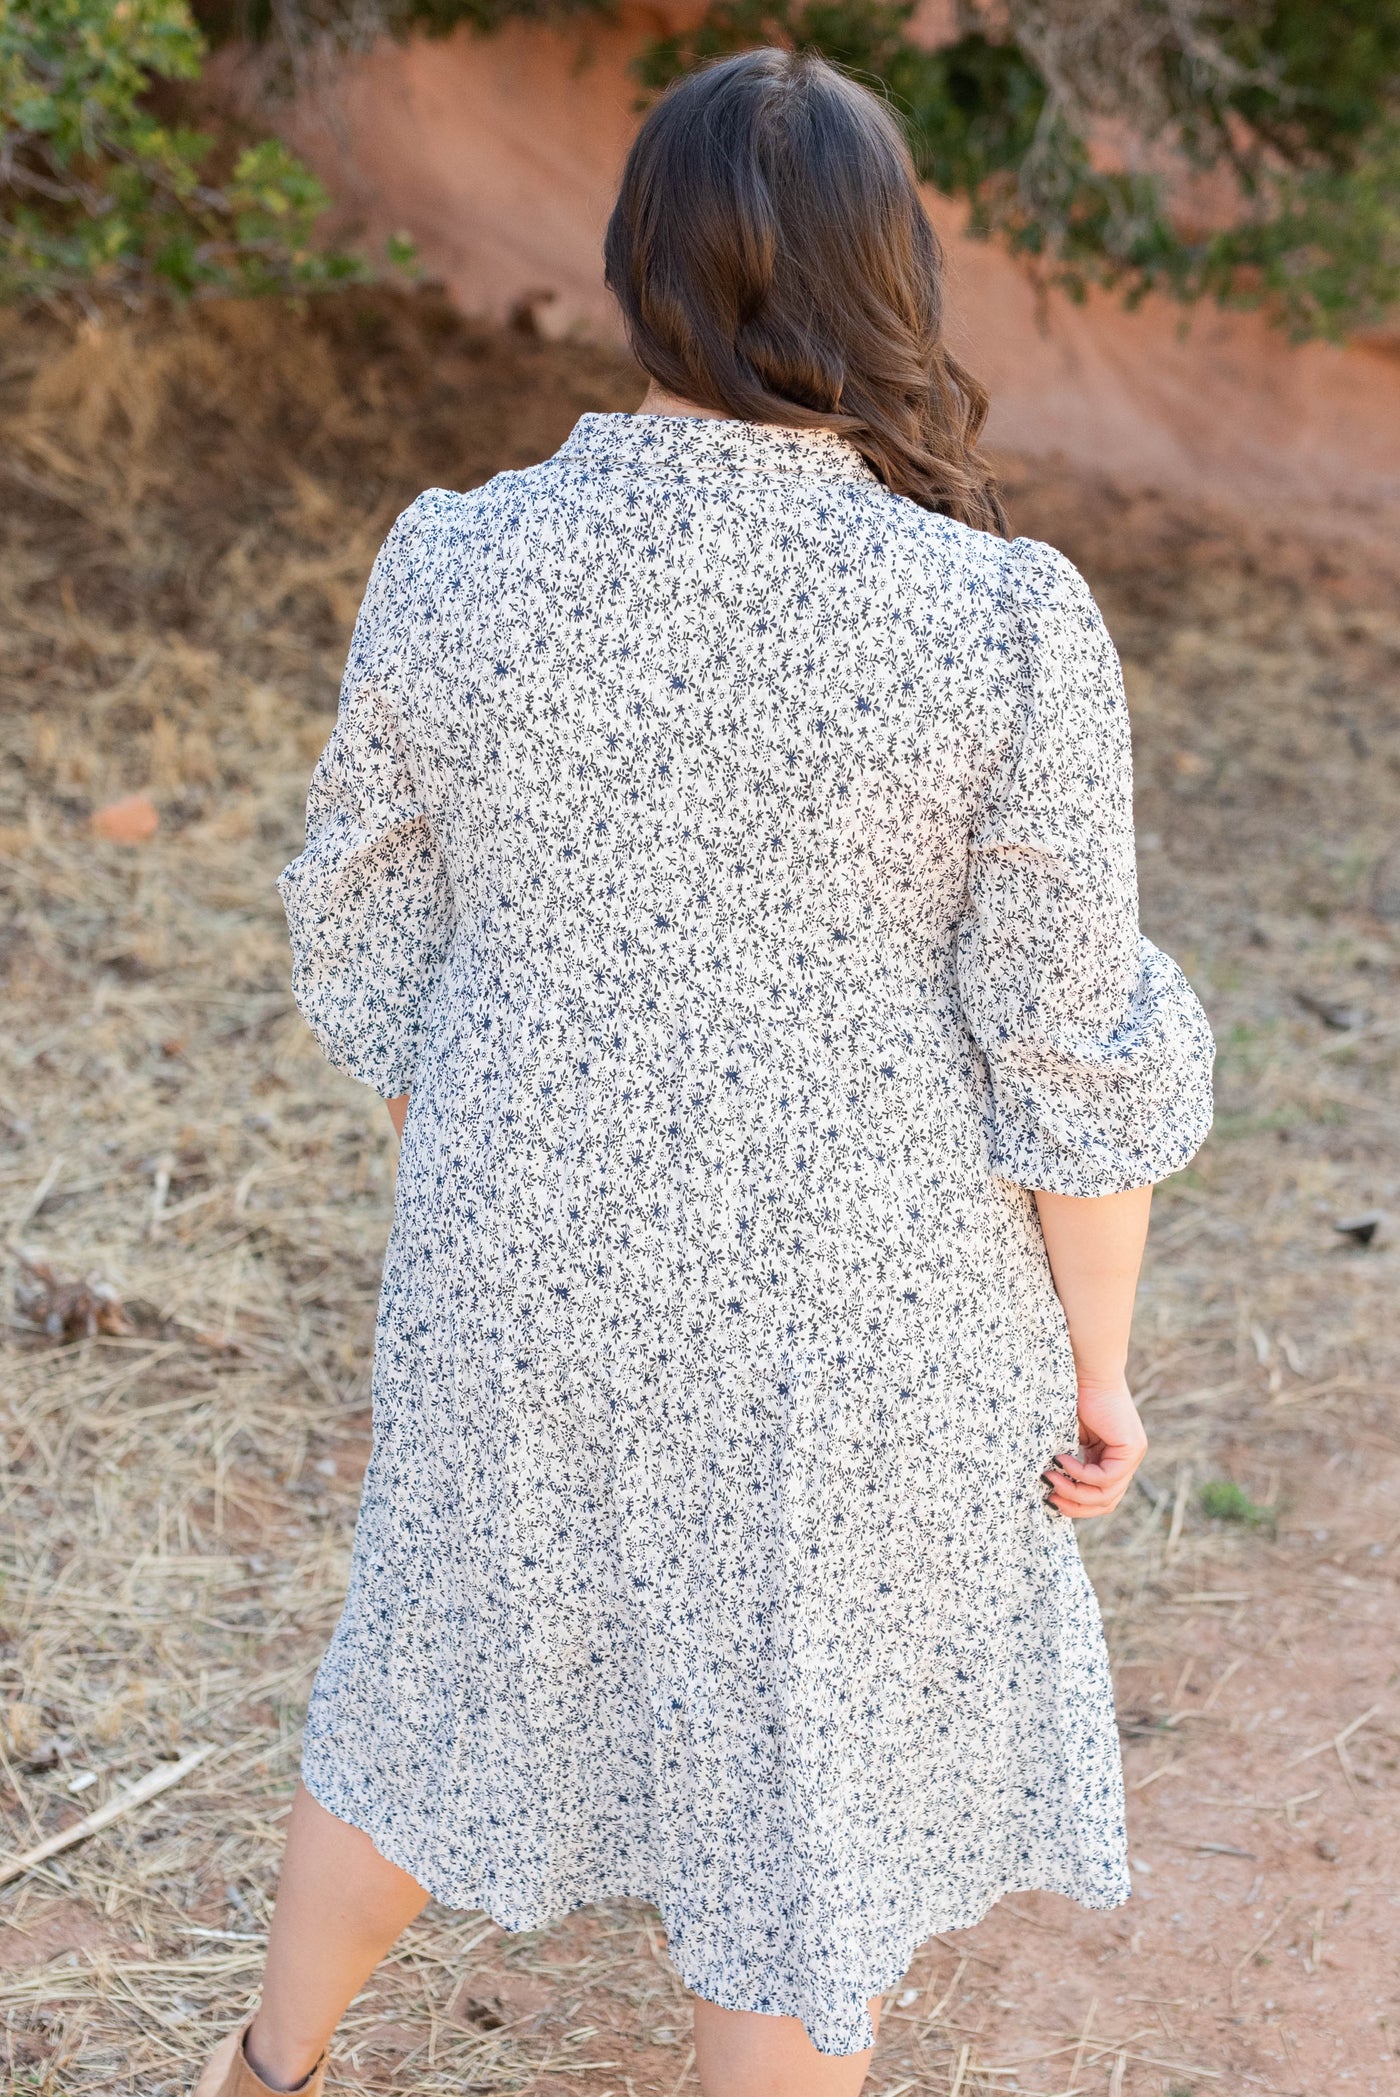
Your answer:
[910,1460,1400,2096]
[306,1440,1400,2097]
[1,295,1396,2097]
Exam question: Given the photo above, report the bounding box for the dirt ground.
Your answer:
[0,291,1396,2097]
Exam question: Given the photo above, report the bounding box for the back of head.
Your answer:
[604,49,1007,535]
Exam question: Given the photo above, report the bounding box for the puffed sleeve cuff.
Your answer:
[984,937,1215,1196]
[277,804,456,1099]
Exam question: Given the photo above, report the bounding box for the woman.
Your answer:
[197,47,1212,2097]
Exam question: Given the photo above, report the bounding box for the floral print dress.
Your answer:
[278,412,1213,2055]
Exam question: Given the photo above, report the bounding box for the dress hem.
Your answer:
[300,1754,1132,2057]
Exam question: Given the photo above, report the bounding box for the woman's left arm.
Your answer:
[276,498,457,1103]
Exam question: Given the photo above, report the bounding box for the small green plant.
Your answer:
[1199,1477,1274,1530]
[0,0,389,302]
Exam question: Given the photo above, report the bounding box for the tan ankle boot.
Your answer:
[192,2022,327,2097]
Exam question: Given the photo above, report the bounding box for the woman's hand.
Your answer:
[1044,1377,1147,1520]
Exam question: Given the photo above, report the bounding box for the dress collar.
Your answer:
[558,411,880,487]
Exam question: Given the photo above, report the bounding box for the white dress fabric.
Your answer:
[279,412,1213,2055]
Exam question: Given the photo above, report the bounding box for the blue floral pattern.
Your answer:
[278,412,1213,2056]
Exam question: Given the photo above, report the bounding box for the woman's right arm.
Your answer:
[386,1095,409,1139]
[1034,1185,1151,1520]
[953,541,1213,1521]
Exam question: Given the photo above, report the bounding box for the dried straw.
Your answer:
[0,290,1396,2094]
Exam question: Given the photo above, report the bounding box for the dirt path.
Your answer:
[0,296,1396,2095]
[905,1454,1400,2095]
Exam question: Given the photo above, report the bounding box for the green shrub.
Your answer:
[0,0,390,301]
[1199,1478,1274,1529]
[19,0,1392,333]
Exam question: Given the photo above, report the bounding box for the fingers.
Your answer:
[1056,1451,1140,1484]
[1043,1448,1140,1520]
[1041,1384,1148,1521]
[1045,1477,1129,1518]
[1045,1477,1128,1519]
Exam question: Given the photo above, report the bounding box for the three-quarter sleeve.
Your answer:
[277,503,457,1098]
[956,537,1214,1196]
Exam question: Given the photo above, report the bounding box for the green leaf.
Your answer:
[1,0,381,301]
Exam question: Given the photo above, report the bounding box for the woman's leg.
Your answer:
[214,1782,429,2091]
[692,1994,882,2097]
[207,1781,881,2097]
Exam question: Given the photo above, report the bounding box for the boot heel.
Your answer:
[193,2022,327,2097]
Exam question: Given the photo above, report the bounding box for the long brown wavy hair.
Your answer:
[603,48,1007,536]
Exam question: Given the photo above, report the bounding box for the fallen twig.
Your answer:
[1285,1703,1380,1768]
[1230,1899,1295,2007]
[0,1744,213,1888]
[1130,1756,1188,1791]
[920,1954,968,2025]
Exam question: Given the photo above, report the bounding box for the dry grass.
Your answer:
[0,290,1396,2096]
